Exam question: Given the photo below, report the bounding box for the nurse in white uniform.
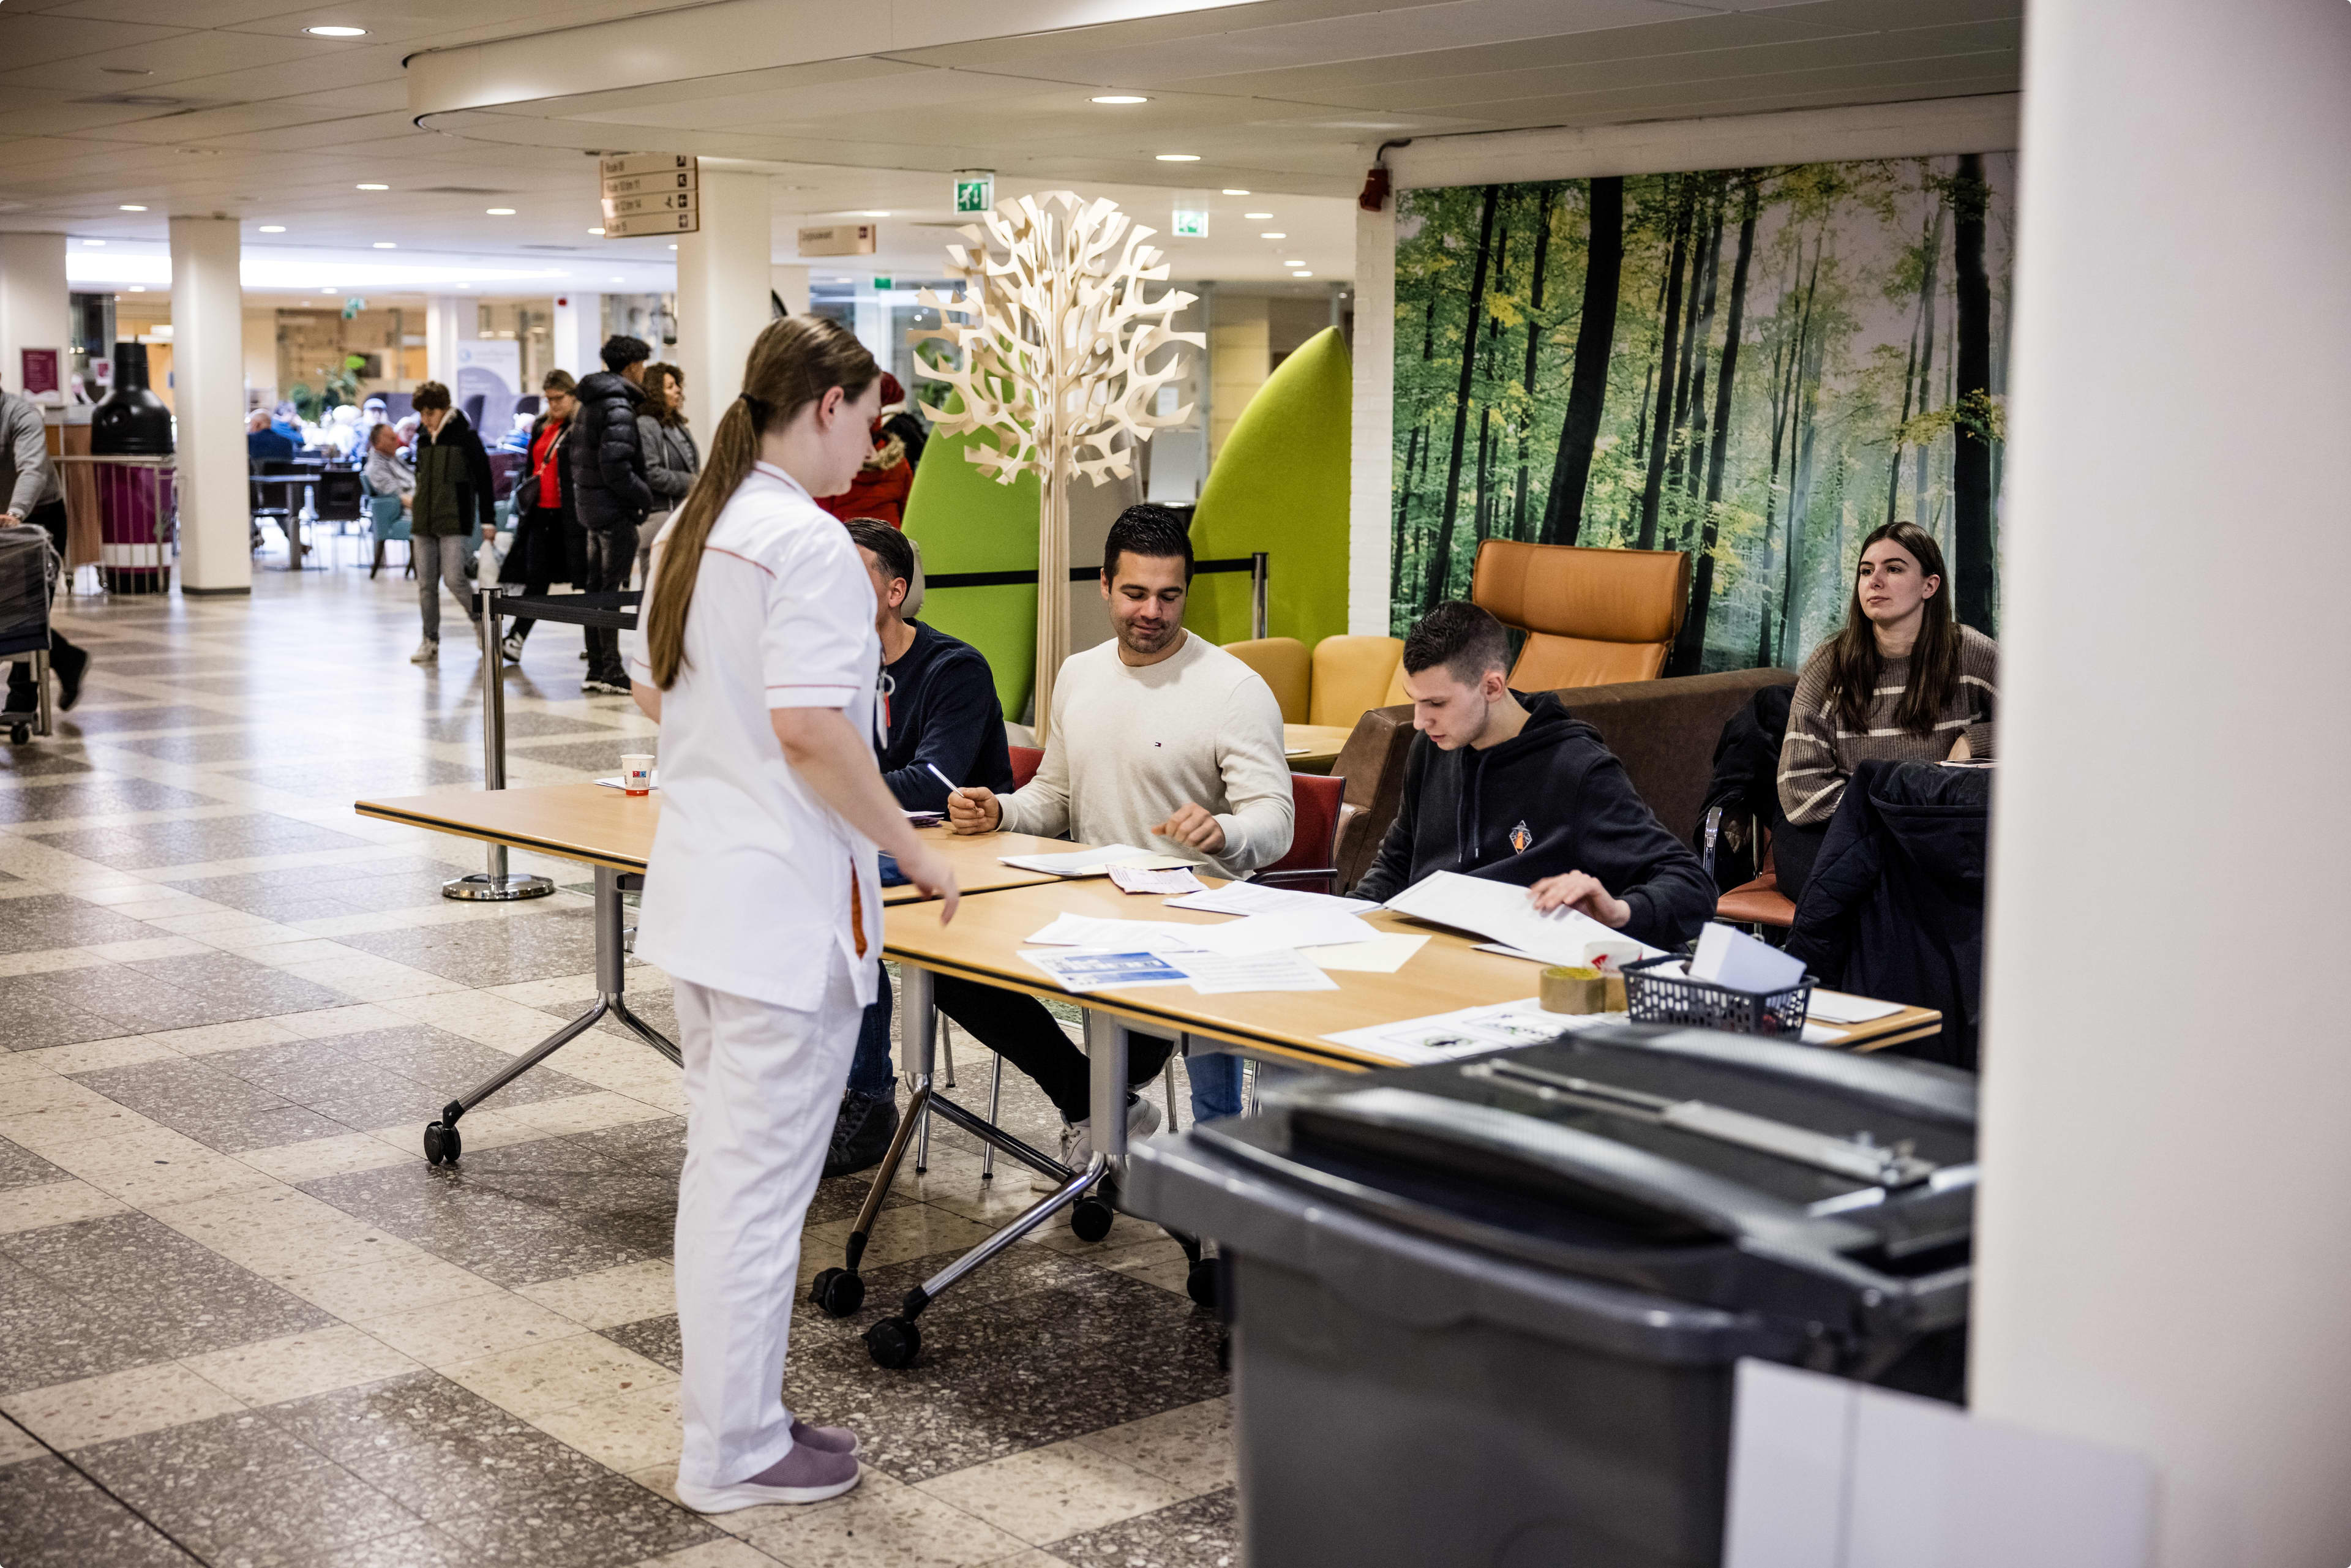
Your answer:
[624,315,958,1512]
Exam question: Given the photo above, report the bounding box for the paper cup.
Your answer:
[620,754,654,796]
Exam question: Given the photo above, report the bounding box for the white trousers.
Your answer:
[672,954,863,1489]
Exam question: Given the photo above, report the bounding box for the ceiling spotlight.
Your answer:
[372,241,396,249]
[129,286,147,293]
[356,182,388,190]
[119,204,147,212]
[304,24,368,36]
[1245,212,1272,219]
[1091,94,1149,105]
[609,276,623,282]
[1222,189,1250,196]
[858,210,889,217]
[1259,231,1286,239]
[486,207,516,215]
[1155,153,1201,162]
[668,243,678,250]
[258,224,286,233]
[83,239,105,247]
[587,227,605,235]
[1292,271,1314,278]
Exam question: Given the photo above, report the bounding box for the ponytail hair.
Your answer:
[642,316,879,689]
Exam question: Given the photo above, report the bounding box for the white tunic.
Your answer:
[625,462,882,1010]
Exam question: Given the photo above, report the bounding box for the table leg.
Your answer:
[1086,1008,1132,1178]
[444,583,553,902]
[421,864,672,1163]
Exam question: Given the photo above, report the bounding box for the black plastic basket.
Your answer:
[1622,952,1815,1037]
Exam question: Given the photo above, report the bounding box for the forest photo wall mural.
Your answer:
[1389,154,2015,672]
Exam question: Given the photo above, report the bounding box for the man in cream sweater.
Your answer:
[945,505,1292,1169]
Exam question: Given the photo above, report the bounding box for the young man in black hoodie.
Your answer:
[568,335,654,694]
[1352,601,1714,950]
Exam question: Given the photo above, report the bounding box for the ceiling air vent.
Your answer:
[520,244,581,252]
[77,94,186,107]
[414,186,514,195]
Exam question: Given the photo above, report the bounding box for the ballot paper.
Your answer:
[1168,883,1377,918]
[593,774,659,790]
[1381,871,1665,967]
[1306,933,1430,973]
[1805,989,1905,1024]
[1322,997,1611,1065]
[1182,909,1378,956]
[1690,921,1807,994]
[1019,948,1195,993]
[999,845,1198,877]
[1108,863,1207,895]
[1177,950,1339,994]
[1023,913,1207,951]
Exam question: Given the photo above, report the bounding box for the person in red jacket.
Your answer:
[816,372,915,528]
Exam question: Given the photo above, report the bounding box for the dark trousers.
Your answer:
[505,507,564,645]
[7,500,84,707]
[1772,818,1829,904]
[582,520,637,680]
[932,975,1176,1124]
[847,970,896,1098]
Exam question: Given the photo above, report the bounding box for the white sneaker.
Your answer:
[1033,1096,1161,1191]
[500,633,523,662]
[409,639,438,663]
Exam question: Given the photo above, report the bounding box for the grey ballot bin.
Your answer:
[1125,1023,1978,1568]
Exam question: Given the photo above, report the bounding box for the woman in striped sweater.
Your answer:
[1775,520,1997,895]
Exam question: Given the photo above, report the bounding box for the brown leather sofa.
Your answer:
[1331,666,1797,893]
[1471,538,1691,689]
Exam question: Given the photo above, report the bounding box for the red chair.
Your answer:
[1703,805,1796,931]
[1252,773,1350,895]
[1009,745,1043,789]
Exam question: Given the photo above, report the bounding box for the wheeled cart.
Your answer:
[0,524,56,745]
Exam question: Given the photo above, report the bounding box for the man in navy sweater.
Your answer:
[1353,601,1714,950]
[825,519,1015,1174]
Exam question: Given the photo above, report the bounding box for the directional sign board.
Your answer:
[797,223,876,257]
[599,154,697,236]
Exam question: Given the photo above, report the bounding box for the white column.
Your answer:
[0,232,69,403]
[674,167,771,437]
[1348,195,1395,635]
[551,290,602,380]
[1973,4,2351,1566]
[424,294,463,386]
[168,216,250,596]
[770,264,809,317]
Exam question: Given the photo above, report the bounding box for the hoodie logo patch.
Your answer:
[1509,820,1532,855]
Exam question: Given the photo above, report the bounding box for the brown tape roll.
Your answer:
[1540,965,1608,1015]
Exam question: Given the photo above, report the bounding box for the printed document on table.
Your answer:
[1108,864,1206,895]
[1323,996,1613,1065]
[1382,871,1665,967]
[1178,950,1338,994]
[1024,913,1207,951]
[999,845,1197,877]
[1805,989,1905,1024]
[1019,948,1195,993]
[1307,933,1430,973]
[1182,909,1379,956]
[1167,883,1377,918]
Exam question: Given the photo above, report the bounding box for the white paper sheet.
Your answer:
[1799,1022,1852,1045]
[1692,921,1808,994]
[1805,989,1905,1024]
[1381,870,1666,966]
[1166,883,1378,918]
[1107,863,1207,895]
[1307,934,1430,973]
[1182,909,1378,956]
[998,845,1197,876]
[1178,950,1339,994]
[1322,995,1613,1065]
[594,774,659,791]
[1022,914,1207,951]
[1018,947,1196,992]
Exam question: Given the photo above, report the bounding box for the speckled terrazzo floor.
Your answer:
[0,557,1235,1568]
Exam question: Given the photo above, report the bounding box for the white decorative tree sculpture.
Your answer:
[916,191,1202,740]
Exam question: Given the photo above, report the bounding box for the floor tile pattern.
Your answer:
[0,570,1237,1566]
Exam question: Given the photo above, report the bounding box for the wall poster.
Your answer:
[1390,154,2015,672]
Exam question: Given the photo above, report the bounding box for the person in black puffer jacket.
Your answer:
[568,334,653,693]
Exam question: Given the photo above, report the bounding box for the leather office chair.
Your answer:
[1308,634,1409,729]
[1705,809,1796,932]
[1220,637,1310,722]
[1471,538,1690,689]
[1252,773,1349,895]
[313,470,365,563]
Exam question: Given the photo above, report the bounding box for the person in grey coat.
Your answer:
[634,361,699,587]
[1,386,90,711]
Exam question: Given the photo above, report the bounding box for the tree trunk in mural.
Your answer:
[1669,174,1758,677]
[1756,239,1807,667]
[1637,179,1693,549]
[1676,190,1726,541]
[1473,408,1494,551]
[1425,184,1499,610]
[1951,152,1996,633]
[1663,187,1713,512]
[1911,200,1944,527]
[1513,185,1556,540]
[1392,423,1422,577]
[1540,175,1622,547]
[1778,240,1827,663]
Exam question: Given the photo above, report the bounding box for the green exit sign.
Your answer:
[954,173,994,214]
[872,276,893,291]
[1171,208,1209,238]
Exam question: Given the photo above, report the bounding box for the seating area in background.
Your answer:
[1221,633,1412,731]
[1469,538,1690,689]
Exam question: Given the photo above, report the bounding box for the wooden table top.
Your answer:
[353,784,1071,901]
[883,874,1943,1069]
[1283,722,1354,773]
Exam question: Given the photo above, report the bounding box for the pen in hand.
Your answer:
[924,762,960,807]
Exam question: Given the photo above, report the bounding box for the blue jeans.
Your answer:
[847,969,895,1098]
[1187,1048,1244,1123]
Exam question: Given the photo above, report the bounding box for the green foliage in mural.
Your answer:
[1391,156,2015,672]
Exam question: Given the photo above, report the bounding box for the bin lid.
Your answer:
[1148,1024,1975,1347]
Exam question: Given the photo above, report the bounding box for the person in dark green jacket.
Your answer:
[407,380,497,664]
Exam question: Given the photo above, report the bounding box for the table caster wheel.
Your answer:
[864,1317,921,1369]
[1070,1196,1114,1244]
[809,1267,864,1318]
[423,1121,461,1166]
[1187,1256,1221,1310]
[5,723,27,745]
